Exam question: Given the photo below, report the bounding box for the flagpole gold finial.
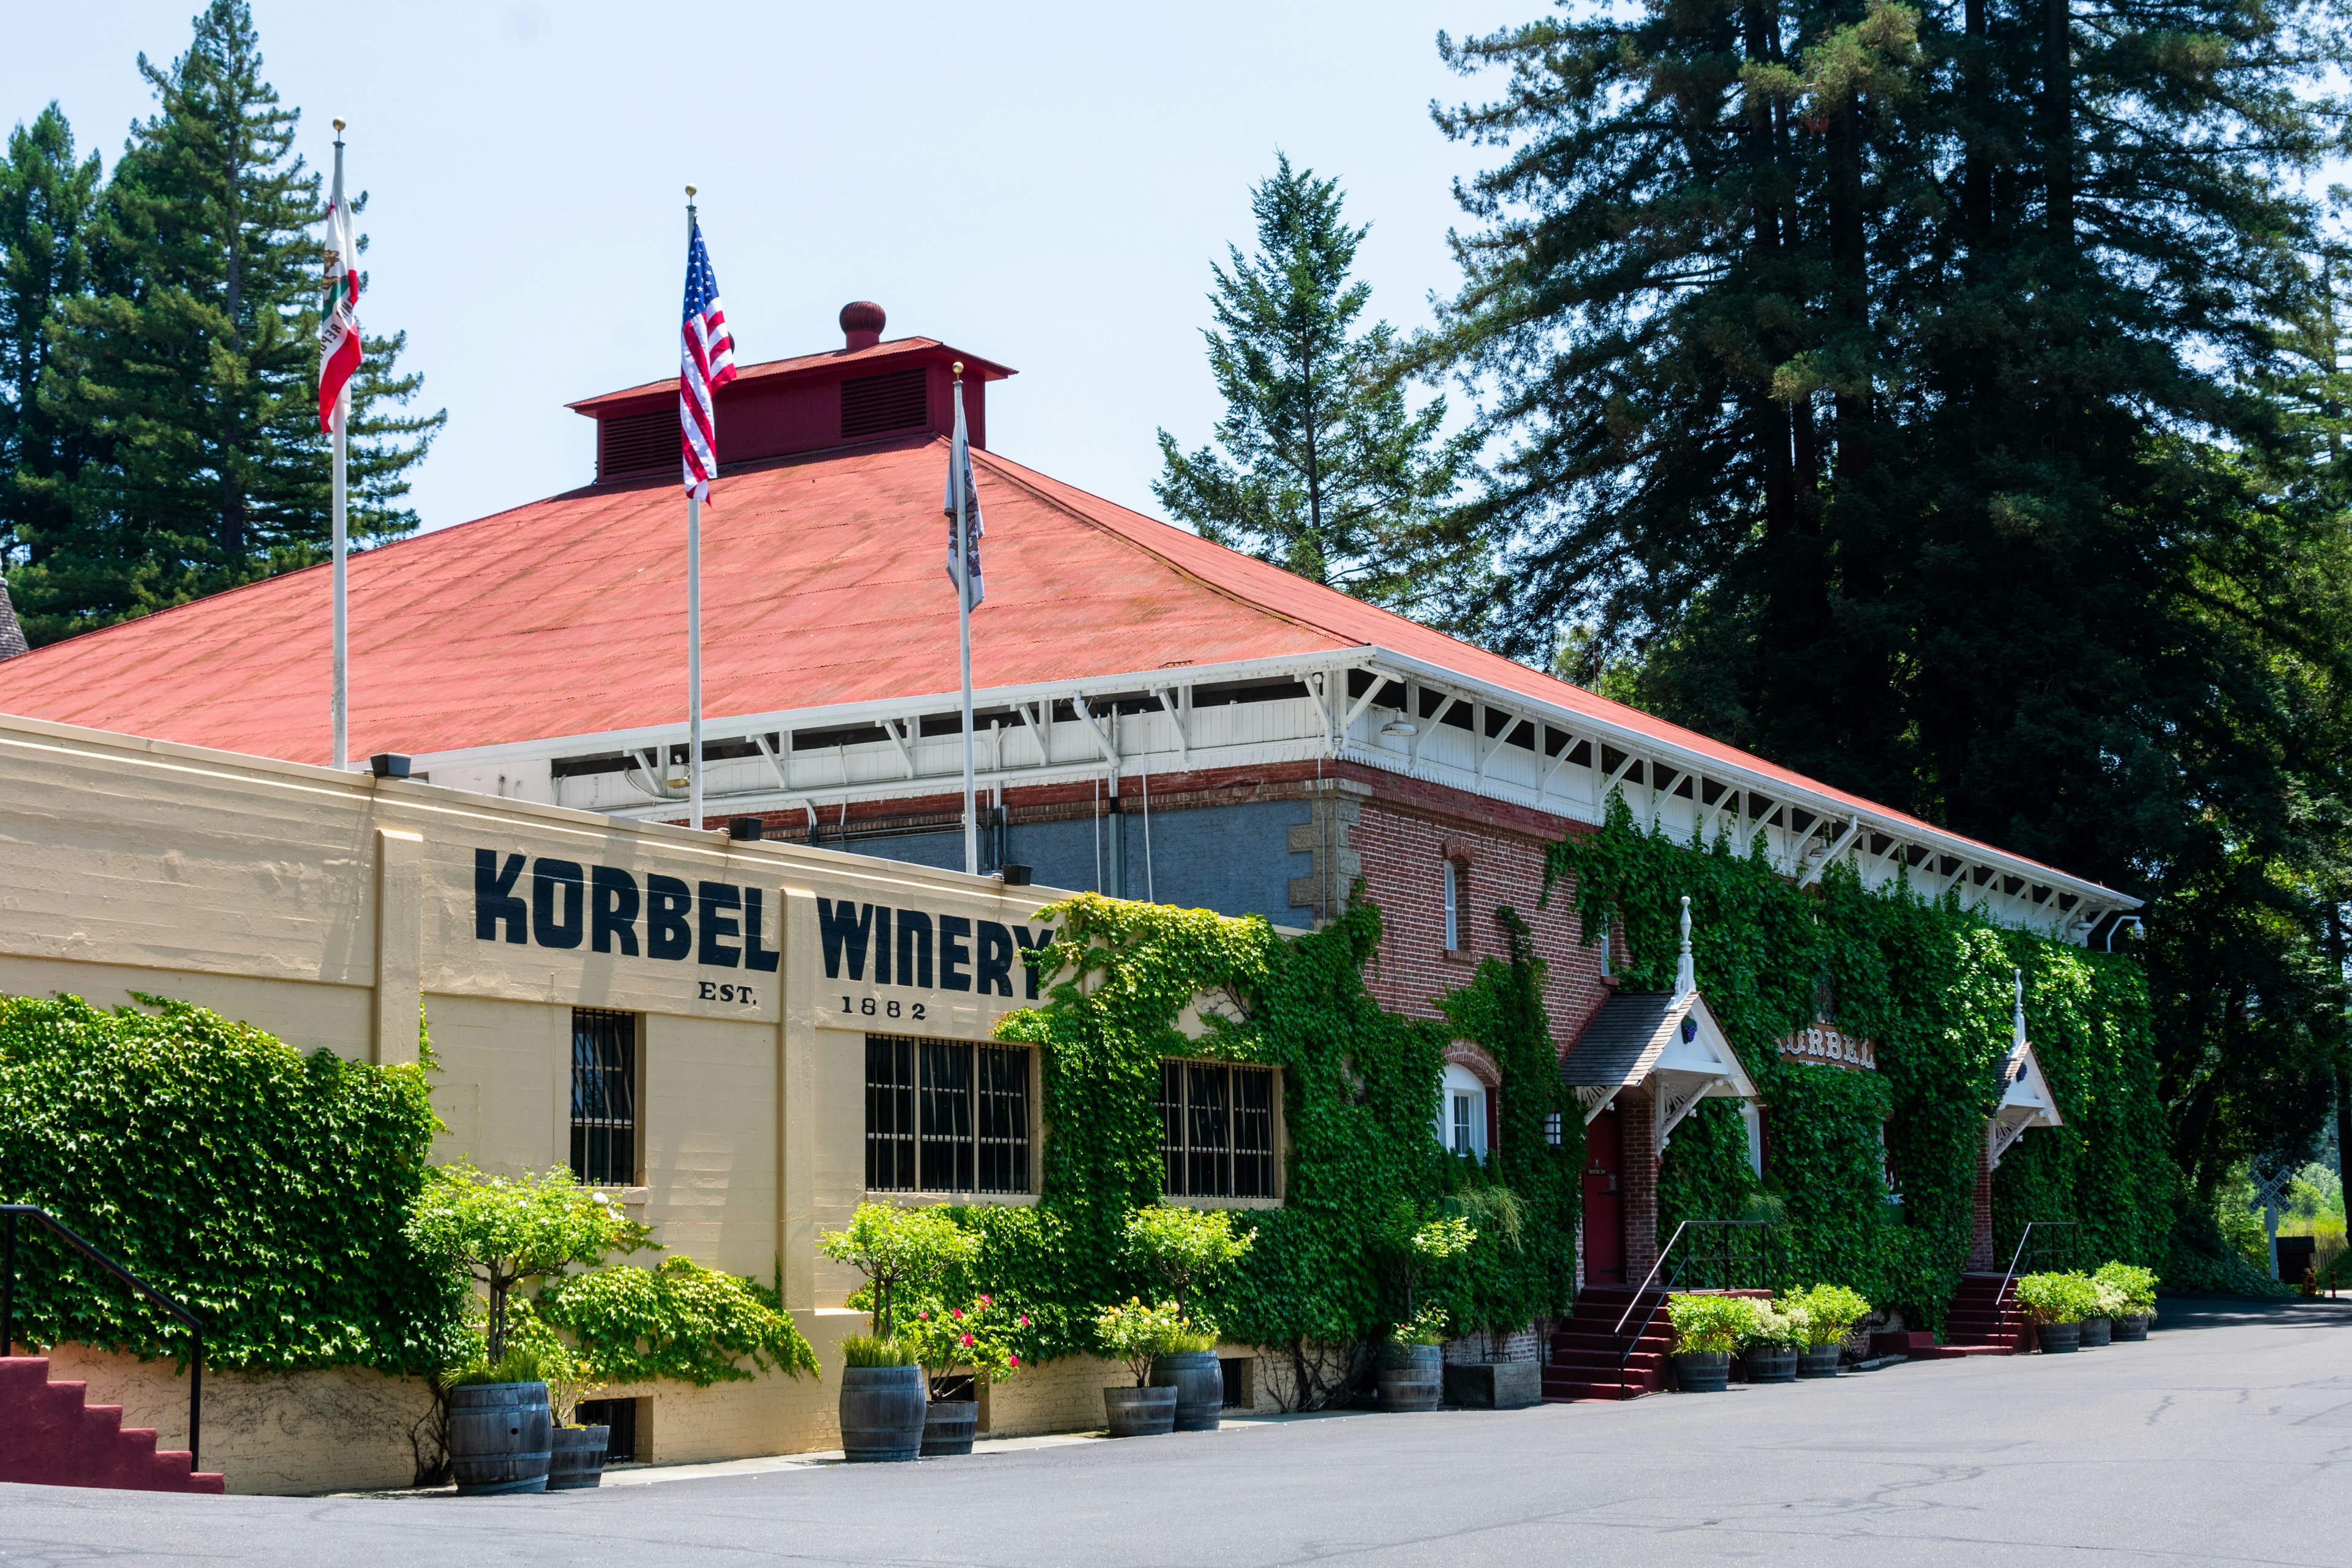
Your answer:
[333,117,345,132]
[685,184,696,199]
[952,360,965,377]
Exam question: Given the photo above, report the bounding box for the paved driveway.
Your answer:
[4,1296,2348,1567]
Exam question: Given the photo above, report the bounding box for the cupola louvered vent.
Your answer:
[598,409,676,481]
[840,368,928,440]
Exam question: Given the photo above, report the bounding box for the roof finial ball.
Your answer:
[840,300,886,352]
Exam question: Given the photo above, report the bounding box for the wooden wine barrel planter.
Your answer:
[1377,1344,1442,1412]
[1742,1346,1799,1384]
[1672,1351,1732,1392]
[1796,1346,1842,1379]
[1102,1384,1178,1438]
[840,1366,927,1462]
[545,1425,609,1490]
[920,1400,978,1457]
[447,1382,553,1496]
[2036,1321,2081,1354]
[2077,1317,2112,1348]
[2113,1314,2150,1342]
[1153,1351,1224,1431]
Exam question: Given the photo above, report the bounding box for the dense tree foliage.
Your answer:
[0,0,438,646]
[1418,0,2352,1207]
[1156,155,1486,631]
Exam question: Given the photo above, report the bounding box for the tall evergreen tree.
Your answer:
[1155,155,1484,628]
[9,0,439,644]
[1420,0,2352,1191]
[0,105,103,583]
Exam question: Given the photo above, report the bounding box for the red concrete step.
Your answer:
[0,1357,223,1494]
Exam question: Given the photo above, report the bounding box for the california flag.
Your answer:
[317,155,361,434]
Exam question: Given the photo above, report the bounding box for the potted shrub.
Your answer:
[1786,1284,1871,1378]
[820,1204,976,1461]
[405,1163,649,1495]
[536,1343,609,1491]
[1095,1298,1185,1437]
[1379,1305,1450,1411]
[903,1294,1033,1457]
[1665,1294,1759,1392]
[1738,1300,1804,1384]
[2016,1270,2098,1352]
[2094,1262,2158,1341]
[1126,1205,1253,1431]
[1376,1208,1477,1411]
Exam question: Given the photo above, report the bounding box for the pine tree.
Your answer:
[12,0,439,643]
[1155,155,1484,629]
[1423,0,2352,1188]
[0,105,104,592]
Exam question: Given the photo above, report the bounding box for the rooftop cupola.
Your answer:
[567,302,1015,484]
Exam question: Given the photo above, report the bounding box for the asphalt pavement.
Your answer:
[4,1294,2348,1567]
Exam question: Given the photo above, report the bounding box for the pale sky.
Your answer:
[3,1,1512,534]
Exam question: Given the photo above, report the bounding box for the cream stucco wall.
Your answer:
[0,715,1115,1490]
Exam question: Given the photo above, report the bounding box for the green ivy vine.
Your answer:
[0,993,466,1371]
[970,891,1578,1385]
[1551,799,2178,1327]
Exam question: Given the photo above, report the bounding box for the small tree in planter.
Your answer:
[1095,1298,1188,1437]
[819,1204,978,1461]
[1665,1294,1759,1392]
[404,1163,650,1494]
[2016,1271,2100,1353]
[1125,1205,1253,1428]
[1378,1206,1477,1338]
[1783,1283,1871,1376]
[406,1163,652,1362]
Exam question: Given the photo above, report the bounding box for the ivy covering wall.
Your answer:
[969,892,1579,1388]
[1553,803,2179,1327]
[0,994,466,1371]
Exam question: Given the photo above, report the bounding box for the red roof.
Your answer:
[0,433,2095,887]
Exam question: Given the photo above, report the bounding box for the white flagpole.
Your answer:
[954,363,976,876]
[687,190,704,831]
[330,120,350,772]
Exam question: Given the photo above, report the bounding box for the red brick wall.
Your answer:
[1349,797,1606,1054]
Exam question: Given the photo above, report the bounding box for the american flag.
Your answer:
[680,218,737,502]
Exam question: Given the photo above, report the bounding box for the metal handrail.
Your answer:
[1,1205,206,1472]
[1611,1219,1779,1376]
[1996,1219,2079,1308]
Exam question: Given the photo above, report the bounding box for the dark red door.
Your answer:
[1583,1109,1626,1286]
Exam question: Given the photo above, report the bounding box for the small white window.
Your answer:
[1442,859,1460,950]
[1433,1061,1487,1158]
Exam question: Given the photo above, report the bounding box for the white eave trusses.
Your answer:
[408,643,2133,942]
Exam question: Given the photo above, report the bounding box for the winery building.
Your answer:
[0,306,2124,1482]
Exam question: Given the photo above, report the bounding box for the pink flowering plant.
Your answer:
[899,1292,1037,1400]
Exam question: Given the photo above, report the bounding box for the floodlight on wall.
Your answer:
[998,864,1033,887]
[727,817,763,841]
[1381,720,1417,737]
[368,753,410,779]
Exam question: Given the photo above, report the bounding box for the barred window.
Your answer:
[571,1008,638,1186]
[866,1035,1030,1194]
[1158,1061,1276,1199]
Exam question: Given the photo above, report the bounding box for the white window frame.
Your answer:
[1442,859,1460,951]
[1433,1061,1488,1158]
